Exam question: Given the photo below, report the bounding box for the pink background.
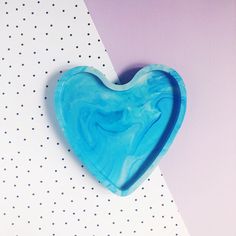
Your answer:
[86,1,236,235]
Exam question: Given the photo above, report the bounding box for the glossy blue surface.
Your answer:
[54,64,186,196]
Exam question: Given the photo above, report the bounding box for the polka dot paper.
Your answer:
[0,1,189,235]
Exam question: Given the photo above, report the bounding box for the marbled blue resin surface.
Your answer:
[54,64,186,196]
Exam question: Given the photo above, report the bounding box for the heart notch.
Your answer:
[54,64,186,196]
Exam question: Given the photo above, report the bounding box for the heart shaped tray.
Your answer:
[54,64,186,196]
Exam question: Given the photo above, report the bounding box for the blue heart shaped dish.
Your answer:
[54,64,186,196]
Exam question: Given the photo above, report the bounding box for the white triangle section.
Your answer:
[0,0,189,235]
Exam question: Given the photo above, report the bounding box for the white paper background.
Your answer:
[0,1,189,235]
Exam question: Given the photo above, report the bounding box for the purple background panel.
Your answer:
[85,1,236,235]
